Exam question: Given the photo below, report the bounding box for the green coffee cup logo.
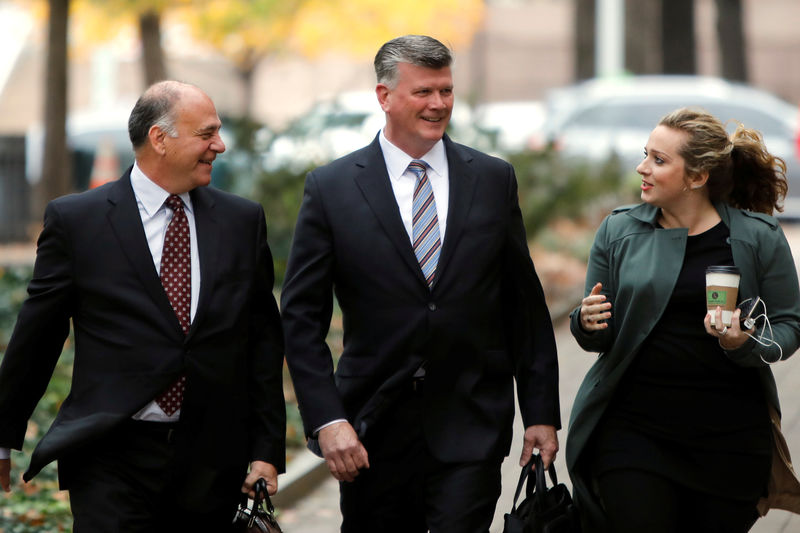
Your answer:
[707,290,727,306]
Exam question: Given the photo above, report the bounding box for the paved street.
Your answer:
[275,222,800,533]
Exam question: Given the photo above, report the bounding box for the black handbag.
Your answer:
[232,478,284,533]
[503,453,581,533]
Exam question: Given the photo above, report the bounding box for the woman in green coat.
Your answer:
[567,108,800,532]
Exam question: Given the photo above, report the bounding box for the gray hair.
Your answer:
[374,35,453,88]
[128,81,186,150]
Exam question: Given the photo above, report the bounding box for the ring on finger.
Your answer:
[719,326,728,336]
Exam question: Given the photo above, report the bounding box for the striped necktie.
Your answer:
[409,160,441,287]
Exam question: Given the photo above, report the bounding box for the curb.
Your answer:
[274,285,584,509]
[272,448,330,508]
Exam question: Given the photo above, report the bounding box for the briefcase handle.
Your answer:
[251,478,275,523]
[510,453,559,512]
[532,453,559,491]
[510,457,533,513]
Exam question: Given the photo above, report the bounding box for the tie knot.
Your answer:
[408,160,427,179]
[165,194,184,212]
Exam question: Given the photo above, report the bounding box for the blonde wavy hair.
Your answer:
[659,107,788,215]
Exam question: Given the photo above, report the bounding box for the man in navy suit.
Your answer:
[0,81,285,531]
[281,35,560,532]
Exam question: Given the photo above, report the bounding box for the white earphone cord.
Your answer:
[739,297,782,365]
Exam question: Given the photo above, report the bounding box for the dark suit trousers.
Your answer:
[340,381,503,533]
[60,420,240,532]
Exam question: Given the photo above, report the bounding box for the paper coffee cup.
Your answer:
[706,266,740,327]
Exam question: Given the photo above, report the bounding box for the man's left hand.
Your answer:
[241,460,279,498]
[520,425,559,468]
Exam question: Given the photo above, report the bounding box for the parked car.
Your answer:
[472,100,547,153]
[260,91,380,172]
[543,76,800,217]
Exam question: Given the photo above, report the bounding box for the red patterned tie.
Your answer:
[155,194,190,416]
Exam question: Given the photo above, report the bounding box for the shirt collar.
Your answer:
[130,161,193,217]
[379,129,447,181]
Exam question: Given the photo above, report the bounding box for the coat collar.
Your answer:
[624,200,735,229]
[436,136,478,285]
[623,200,778,234]
[353,136,427,287]
[621,202,663,227]
[186,185,218,340]
[107,168,182,336]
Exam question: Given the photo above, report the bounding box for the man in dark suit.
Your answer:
[281,35,560,532]
[0,81,285,531]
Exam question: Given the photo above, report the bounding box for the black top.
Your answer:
[592,221,772,500]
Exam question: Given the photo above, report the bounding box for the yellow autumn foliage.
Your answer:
[290,0,485,58]
[15,0,484,68]
[176,0,302,71]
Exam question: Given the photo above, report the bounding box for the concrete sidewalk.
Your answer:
[0,242,36,266]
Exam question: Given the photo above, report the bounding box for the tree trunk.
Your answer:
[661,0,696,74]
[716,0,747,81]
[469,26,488,104]
[625,0,661,74]
[574,0,595,81]
[139,10,166,86]
[237,47,261,120]
[37,0,70,213]
[240,65,254,120]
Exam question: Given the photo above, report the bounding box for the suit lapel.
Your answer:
[186,186,219,341]
[106,171,180,332]
[353,138,429,287]
[434,137,478,286]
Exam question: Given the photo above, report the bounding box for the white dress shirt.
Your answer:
[314,130,450,436]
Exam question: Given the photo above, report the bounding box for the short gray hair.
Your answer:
[128,81,186,150]
[374,35,453,88]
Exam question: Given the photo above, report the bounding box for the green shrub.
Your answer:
[0,266,32,350]
[1,266,73,532]
[250,166,311,285]
[509,147,634,238]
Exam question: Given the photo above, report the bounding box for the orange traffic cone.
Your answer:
[89,137,119,189]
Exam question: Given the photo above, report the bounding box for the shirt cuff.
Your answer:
[0,447,10,460]
[313,419,348,437]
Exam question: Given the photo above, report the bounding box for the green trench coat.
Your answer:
[567,201,800,531]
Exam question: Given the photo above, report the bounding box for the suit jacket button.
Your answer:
[428,303,437,311]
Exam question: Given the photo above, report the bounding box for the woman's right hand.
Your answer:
[580,282,612,331]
